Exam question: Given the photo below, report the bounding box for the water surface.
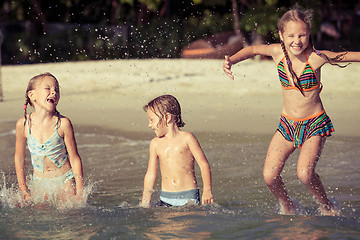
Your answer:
[1,121,359,239]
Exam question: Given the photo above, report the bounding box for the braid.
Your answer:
[309,35,350,68]
[280,40,304,95]
[55,109,60,119]
[23,96,30,126]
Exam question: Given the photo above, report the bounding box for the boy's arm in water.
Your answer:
[140,138,159,208]
[62,117,84,199]
[14,118,31,203]
[187,132,214,205]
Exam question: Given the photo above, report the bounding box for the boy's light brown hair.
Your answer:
[144,94,185,128]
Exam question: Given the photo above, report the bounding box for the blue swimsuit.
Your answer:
[27,117,69,172]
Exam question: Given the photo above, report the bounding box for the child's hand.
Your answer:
[23,192,31,202]
[17,192,31,208]
[201,189,214,205]
[223,55,234,80]
[75,192,85,203]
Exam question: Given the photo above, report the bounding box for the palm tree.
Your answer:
[231,0,249,46]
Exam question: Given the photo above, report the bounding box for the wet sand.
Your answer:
[0,59,359,136]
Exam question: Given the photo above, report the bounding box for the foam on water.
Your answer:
[0,173,96,210]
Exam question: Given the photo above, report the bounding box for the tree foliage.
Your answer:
[0,0,358,64]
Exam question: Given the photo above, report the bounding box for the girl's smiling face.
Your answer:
[30,76,60,111]
[279,20,310,57]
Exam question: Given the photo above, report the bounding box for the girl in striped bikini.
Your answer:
[223,7,360,216]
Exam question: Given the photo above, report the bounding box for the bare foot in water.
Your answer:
[277,200,297,215]
[319,203,341,216]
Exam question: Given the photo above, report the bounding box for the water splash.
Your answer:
[0,173,96,210]
[274,197,307,216]
[0,174,23,208]
[313,197,343,217]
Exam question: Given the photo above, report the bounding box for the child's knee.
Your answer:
[297,168,313,185]
[263,169,278,186]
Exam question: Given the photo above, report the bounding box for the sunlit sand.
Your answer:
[1,59,359,136]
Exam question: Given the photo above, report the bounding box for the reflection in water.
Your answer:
[4,207,100,240]
[144,208,211,239]
[0,121,360,238]
[265,217,329,239]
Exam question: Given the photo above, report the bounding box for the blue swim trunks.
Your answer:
[160,189,200,207]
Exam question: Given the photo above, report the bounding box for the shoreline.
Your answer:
[0,59,359,137]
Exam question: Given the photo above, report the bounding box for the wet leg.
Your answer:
[58,179,76,205]
[297,136,338,216]
[264,131,296,214]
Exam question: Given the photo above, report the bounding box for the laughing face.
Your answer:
[29,76,60,112]
[279,20,310,57]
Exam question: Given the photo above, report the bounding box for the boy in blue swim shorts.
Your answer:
[140,95,214,207]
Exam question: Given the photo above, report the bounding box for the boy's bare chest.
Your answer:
[157,142,190,159]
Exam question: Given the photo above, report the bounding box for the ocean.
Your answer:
[0,120,359,239]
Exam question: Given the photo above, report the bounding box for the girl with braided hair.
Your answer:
[14,72,84,207]
[223,7,360,215]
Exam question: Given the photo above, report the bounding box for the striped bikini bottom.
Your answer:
[277,110,334,148]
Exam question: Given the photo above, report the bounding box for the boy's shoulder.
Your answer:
[179,130,196,138]
[150,136,160,144]
[178,131,198,144]
[150,131,196,144]
[149,136,163,148]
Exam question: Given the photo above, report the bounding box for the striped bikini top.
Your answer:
[27,116,68,172]
[277,52,321,91]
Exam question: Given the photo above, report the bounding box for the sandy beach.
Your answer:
[0,59,359,136]
[1,59,360,239]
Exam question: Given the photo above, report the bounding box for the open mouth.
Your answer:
[291,45,302,50]
[47,98,56,104]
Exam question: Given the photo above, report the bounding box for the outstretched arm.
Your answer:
[321,50,360,62]
[187,133,214,205]
[223,44,279,80]
[140,139,159,208]
[14,118,30,203]
[63,117,84,199]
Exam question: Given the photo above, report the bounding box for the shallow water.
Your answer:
[1,121,359,239]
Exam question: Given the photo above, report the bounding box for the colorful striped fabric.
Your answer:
[277,110,334,148]
[277,53,320,91]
